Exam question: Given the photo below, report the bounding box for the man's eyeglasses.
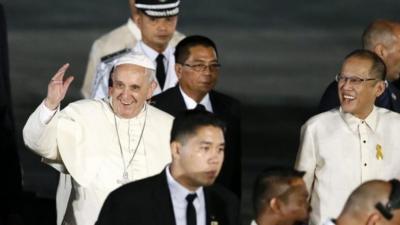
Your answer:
[183,63,221,72]
[375,179,400,220]
[335,74,378,86]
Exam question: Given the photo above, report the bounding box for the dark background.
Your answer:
[3,0,400,224]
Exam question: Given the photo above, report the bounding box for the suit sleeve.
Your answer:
[294,123,317,195]
[96,193,117,225]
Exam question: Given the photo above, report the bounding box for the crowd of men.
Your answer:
[5,0,400,224]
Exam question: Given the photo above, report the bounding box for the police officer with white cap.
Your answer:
[81,0,184,99]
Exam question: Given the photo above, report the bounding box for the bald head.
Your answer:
[337,179,400,225]
[341,180,391,217]
[362,20,399,50]
[362,19,400,81]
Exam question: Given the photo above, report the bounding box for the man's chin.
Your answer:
[200,178,217,187]
[340,103,354,113]
[292,221,308,225]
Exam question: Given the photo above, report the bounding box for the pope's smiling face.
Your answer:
[109,64,155,118]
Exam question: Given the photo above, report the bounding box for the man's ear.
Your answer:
[175,63,183,80]
[366,212,381,225]
[170,141,182,160]
[270,198,283,214]
[375,80,386,97]
[374,44,387,60]
[146,80,157,100]
[133,11,141,25]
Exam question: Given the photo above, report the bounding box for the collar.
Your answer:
[250,220,258,225]
[138,41,173,62]
[179,86,213,112]
[166,166,204,206]
[339,106,378,134]
[322,218,336,225]
[127,18,141,40]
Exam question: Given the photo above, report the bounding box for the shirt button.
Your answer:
[362,121,365,124]
[364,163,367,166]
[363,140,366,143]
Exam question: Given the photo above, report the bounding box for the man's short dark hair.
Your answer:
[170,110,226,144]
[252,167,305,218]
[174,35,218,64]
[344,49,387,80]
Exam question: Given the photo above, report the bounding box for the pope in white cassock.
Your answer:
[23,52,173,225]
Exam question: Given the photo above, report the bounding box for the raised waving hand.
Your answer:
[44,63,74,110]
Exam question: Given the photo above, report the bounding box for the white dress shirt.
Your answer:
[179,86,213,112]
[295,106,400,225]
[166,166,206,225]
[134,41,178,95]
[322,219,336,225]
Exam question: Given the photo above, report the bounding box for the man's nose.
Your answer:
[157,20,168,31]
[209,150,222,164]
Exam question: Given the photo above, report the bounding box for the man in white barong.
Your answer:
[295,49,400,225]
[23,52,173,225]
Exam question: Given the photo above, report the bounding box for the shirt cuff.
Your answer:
[39,100,59,124]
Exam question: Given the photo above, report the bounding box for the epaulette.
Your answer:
[100,48,132,63]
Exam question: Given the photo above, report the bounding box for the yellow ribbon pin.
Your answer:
[376,144,383,160]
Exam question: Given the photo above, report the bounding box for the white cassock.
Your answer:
[23,98,173,225]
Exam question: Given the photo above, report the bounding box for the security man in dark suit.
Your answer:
[151,35,241,197]
[0,3,24,225]
[96,110,240,225]
[319,19,400,113]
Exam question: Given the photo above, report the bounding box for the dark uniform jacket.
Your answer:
[96,170,240,225]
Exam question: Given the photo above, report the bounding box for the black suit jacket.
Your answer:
[96,170,240,225]
[0,3,23,220]
[151,86,241,197]
[318,80,400,113]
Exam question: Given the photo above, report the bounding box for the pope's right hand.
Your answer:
[44,63,74,110]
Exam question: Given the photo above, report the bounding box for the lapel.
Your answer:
[209,91,224,116]
[151,170,177,225]
[204,187,225,225]
[172,85,188,111]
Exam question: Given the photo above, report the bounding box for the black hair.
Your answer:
[170,109,226,144]
[344,49,387,80]
[174,35,218,64]
[252,167,305,218]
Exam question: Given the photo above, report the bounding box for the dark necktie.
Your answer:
[194,104,206,111]
[186,193,197,225]
[156,54,166,90]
